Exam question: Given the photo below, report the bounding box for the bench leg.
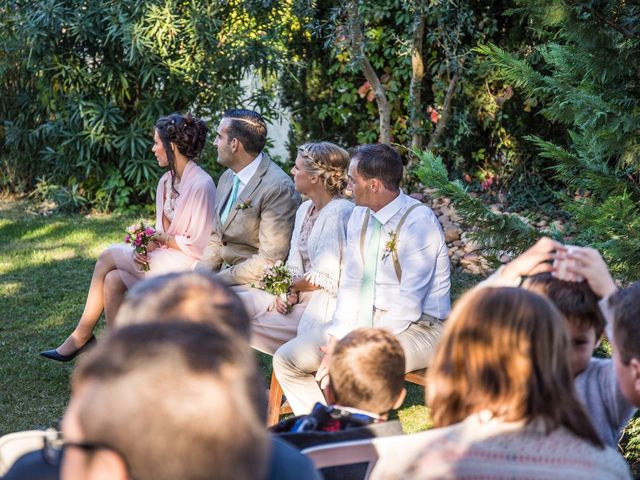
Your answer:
[266,371,284,427]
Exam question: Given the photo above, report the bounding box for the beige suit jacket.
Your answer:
[196,154,300,285]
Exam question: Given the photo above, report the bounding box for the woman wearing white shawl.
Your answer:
[237,142,353,354]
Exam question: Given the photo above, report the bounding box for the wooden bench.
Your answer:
[266,368,428,426]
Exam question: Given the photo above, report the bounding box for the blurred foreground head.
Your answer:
[427,287,602,447]
[115,271,250,339]
[61,322,269,480]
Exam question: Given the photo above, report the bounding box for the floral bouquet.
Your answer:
[253,260,294,312]
[124,221,156,272]
[255,260,293,296]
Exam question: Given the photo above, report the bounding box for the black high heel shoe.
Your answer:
[39,335,97,363]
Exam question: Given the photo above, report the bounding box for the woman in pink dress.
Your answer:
[40,113,217,362]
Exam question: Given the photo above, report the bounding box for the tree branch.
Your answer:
[346,0,391,143]
[427,66,460,151]
[409,12,426,155]
[568,1,637,40]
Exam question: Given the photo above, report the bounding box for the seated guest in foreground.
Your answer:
[41,113,216,362]
[610,282,640,408]
[196,109,300,286]
[562,248,640,409]
[111,272,321,480]
[371,287,630,479]
[524,272,636,447]
[274,143,451,415]
[273,328,405,448]
[7,276,320,480]
[481,239,637,447]
[60,322,269,480]
[115,271,251,338]
[236,141,354,354]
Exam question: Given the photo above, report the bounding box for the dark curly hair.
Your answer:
[155,113,208,196]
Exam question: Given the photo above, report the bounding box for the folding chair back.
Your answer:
[301,438,380,479]
[0,429,58,475]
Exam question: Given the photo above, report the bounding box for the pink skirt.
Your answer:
[107,243,198,288]
[234,287,312,355]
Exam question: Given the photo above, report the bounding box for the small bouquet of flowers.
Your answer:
[382,230,398,262]
[124,221,156,272]
[254,261,294,312]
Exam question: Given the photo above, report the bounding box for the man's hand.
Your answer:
[315,336,338,390]
[565,247,618,299]
[501,237,562,282]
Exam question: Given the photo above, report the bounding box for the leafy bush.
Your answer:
[279,0,559,192]
[0,0,291,210]
[474,0,640,282]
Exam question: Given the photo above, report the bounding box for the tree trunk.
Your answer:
[409,13,426,154]
[347,1,391,143]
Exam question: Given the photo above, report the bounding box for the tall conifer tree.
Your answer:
[420,0,640,281]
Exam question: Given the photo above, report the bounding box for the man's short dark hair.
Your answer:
[222,109,267,156]
[115,271,251,339]
[611,281,640,364]
[74,322,269,480]
[352,144,404,191]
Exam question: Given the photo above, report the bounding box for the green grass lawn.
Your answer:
[0,199,637,475]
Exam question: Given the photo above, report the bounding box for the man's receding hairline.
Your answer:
[225,116,265,129]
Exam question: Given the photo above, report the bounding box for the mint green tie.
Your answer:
[220,175,240,224]
[358,216,382,327]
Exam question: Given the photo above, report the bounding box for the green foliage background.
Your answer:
[0,0,295,211]
[2,0,568,214]
[416,0,640,281]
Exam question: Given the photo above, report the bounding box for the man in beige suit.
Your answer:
[196,109,300,285]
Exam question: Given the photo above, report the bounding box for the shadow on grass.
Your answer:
[0,210,487,438]
[0,214,131,434]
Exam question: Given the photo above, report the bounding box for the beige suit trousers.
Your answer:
[272,312,444,415]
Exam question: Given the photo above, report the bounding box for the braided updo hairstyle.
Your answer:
[155,113,208,196]
[297,141,349,197]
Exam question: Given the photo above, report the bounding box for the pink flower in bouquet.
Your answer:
[124,221,156,272]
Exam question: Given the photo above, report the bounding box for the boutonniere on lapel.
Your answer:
[381,230,398,261]
[236,199,252,210]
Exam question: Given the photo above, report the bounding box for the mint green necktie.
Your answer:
[358,216,382,327]
[220,175,240,224]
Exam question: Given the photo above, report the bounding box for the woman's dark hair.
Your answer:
[155,113,208,195]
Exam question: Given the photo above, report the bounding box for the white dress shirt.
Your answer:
[327,192,451,338]
[234,152,263,195]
